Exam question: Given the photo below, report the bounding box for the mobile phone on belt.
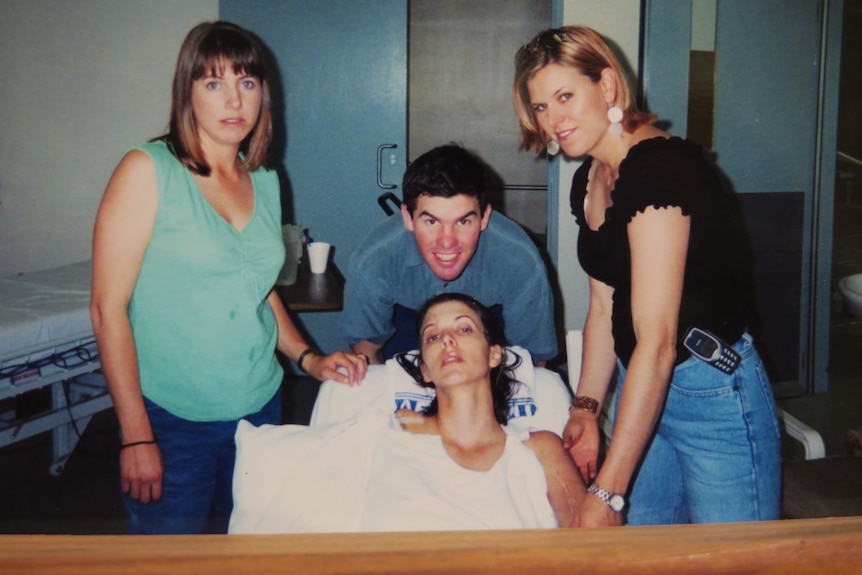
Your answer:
[682,327,741,374]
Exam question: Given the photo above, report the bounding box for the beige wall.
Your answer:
[0,0,640,337]
[0,0,218,276]
[556,0,642,332]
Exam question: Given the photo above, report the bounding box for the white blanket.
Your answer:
[229,413,557,534]
[230,352,572,534]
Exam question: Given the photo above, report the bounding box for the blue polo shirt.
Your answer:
[342,211,557,361]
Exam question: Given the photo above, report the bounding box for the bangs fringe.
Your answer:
[193,33,266,80]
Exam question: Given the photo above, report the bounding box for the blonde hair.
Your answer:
[513,26,655,154]
[166,21,273,175]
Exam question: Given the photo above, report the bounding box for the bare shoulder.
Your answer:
[632,124,670,143]
[93,148,159,274]
[114,148,155,181]
[523,430,565,457]
[103,149,156,198]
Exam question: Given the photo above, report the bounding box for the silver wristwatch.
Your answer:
[588,483,626,512]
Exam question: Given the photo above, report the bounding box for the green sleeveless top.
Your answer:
[129,140,285,421]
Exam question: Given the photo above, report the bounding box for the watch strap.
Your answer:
[588,482,625,512]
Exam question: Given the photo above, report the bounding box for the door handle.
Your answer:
[377,192,402,216]
[377,144,398,189]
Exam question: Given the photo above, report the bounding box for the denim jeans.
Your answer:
[123,390,281,534]
[613,333,782,525]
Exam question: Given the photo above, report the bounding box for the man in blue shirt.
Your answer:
[343,144,558,364]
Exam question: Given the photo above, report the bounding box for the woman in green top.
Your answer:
[91,21,367,534]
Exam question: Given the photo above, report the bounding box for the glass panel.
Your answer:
[827,0,862,453]
[687,0,716,148]
[408,0,552,240]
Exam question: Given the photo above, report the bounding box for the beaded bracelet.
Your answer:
[570,395,599,415]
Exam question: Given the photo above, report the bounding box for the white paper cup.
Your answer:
[308,242,331,274]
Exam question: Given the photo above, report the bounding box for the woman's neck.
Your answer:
[199,137,244,178]
[434,382,505,449]
[590,132,629,178]
[591,123,668,178]
[429,383,507,472]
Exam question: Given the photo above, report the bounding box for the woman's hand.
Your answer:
[265,292,369,386]
[304,351,368,386]
[562,410,600,482]
[578,490,623,528]
[120,442,163,504]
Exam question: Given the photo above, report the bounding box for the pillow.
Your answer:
[310,346,572,435]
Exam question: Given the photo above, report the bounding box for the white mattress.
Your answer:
[0,261,95,366]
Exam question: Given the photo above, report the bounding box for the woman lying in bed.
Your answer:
[230,293,585,533]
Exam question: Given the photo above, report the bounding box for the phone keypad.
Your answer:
[716,348,741,374]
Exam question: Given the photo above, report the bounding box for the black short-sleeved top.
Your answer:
[570,136,753,367]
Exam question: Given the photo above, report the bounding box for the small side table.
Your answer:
[274,255,344,312]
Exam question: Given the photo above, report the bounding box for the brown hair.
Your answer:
[513,26,656,154]
[166,21,272,175]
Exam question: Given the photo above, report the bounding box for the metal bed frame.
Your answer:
[0,262,112,475]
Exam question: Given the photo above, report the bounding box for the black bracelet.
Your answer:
[120,439,157,451]
[296,347,322,373]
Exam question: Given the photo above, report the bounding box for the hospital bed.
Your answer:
[230,348,574,533]
[0,261,112,475]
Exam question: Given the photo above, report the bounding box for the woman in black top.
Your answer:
[512,26,781,527]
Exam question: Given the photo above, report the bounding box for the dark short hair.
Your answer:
[401,145,489,215]
[165,21,273,175]
[396,293,521,425]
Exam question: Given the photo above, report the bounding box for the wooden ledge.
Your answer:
[2,517,862,574]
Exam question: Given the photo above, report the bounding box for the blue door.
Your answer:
[642,0,841,393]
[221,0,408,352]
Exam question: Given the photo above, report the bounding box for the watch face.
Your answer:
[609,494,625,512]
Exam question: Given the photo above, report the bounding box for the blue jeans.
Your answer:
[123,390,281,534]
[613,333,782,525]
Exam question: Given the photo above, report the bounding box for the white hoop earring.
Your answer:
[546,140,560,156]
[608,106,624,137]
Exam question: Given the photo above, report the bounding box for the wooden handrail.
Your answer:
[2,517,862,574]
